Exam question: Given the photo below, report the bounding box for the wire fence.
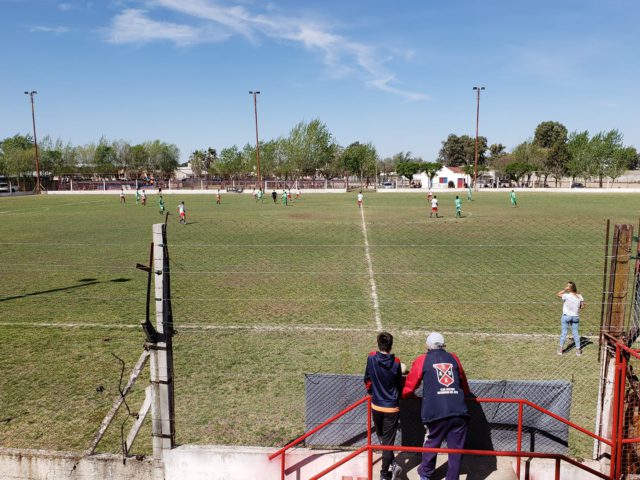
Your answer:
[0,195,636,462]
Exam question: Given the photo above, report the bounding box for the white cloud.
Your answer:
[58,3,72,11]
[105,0,428,101]
[29,25,70,34]
[106,8,228,46]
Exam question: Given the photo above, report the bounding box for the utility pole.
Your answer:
[249,91,261,191]
[24,90,42,194]
[473,86,485,189]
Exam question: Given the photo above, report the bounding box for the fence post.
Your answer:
[367,397,372,480]
[150,223,176,479]
[595,224,633,470]
[516,401,523,479]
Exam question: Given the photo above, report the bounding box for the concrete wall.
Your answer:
[0,445,607,479]
[0,447,153,480]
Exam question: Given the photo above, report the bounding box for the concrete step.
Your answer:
[371,453,517,479]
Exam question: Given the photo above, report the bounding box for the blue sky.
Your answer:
[1,0,638,162]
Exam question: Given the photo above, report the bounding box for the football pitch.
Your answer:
[0,191,637,456]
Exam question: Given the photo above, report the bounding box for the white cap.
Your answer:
[426,332,445,349]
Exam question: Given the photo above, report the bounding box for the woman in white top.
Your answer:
[556,281,584,356]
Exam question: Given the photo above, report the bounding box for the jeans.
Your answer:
[372,410,399,475]
[418,416,468,480]
[559,314,580,349]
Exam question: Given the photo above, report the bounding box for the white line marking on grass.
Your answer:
[0,321,599,340]
[360,207,382,331]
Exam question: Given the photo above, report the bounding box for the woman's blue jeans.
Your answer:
[559,314,580,349]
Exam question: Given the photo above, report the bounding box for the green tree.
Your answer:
[395,161,421,183]
[129,144,149,176]
[533,122,569,186]
[566,131,590,182]
[504,162,534,185]
[533,121,568,149]
[93,138,116,174]
[0,134,36,183]
[145,140,179,178]
[512,141,546,186]
[190,149,206,178]
[438,134,487,167]
[341,142,378,186]
[215,145,245,180]
[286,119,335,178]
[566,130,635,186]
[422,162,442,189]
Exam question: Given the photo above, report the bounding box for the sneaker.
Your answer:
[576,349,582,357]
[390,462,403,480]
[557,347,563,356]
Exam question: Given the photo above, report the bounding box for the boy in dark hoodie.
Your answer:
[364,332,403,480]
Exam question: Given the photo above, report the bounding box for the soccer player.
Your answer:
[510,189,518,208]
[252,188,258,202]
[403,332,471,480]
[141,189,147,206]
[455,195,462,218]
[135,188,141,205]
[287,190,292,203]
[364,332,404,480]
[258,189,264,203]
[427,189,433,203]
[357,191,363,208]
[177,201,186,224]
[119,188,126,205]
[271,189,277,204]
[430,195,439,218]
[281,190,288,206]
[158,195,165,215]
[216,190,221,205]
[296,188,301,200]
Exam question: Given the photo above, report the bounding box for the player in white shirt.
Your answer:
[177,201,186,224]
[429,196,439,218]
[357,192,363,208]
[556,281,585,356]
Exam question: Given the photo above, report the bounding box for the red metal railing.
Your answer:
[269,337,640,479]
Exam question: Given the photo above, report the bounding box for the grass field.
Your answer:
[0,191,637,457]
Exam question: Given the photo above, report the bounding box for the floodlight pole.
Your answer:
[249,91,261,190]
[473,86,485,189]
[24,90,42,194]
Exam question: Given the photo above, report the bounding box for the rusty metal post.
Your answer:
[607,224,633,337]
[595,224,633,469]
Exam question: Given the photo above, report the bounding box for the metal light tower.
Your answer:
[24,90,42,194]
[249,91,261,190]
[473,86,485,189]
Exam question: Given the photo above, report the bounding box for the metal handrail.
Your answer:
[268,395,369,461]
[272,395,613,480]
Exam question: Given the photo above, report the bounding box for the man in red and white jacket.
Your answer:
[402,332,471,480]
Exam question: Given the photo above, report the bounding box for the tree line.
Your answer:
[395,122,638,187]
[1,119,637,187]
[189,119,378,184]
[0,135,180,180]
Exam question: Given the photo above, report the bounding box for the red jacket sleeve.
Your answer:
[363,351,375,391]
[451,353,471,396]
[402,354,426,398]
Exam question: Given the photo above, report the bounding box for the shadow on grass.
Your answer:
[0,277,131,302]
[561,337,594,355]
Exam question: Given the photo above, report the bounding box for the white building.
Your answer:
[414,166,468,189]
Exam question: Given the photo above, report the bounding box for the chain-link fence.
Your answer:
[0,193,636,463]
